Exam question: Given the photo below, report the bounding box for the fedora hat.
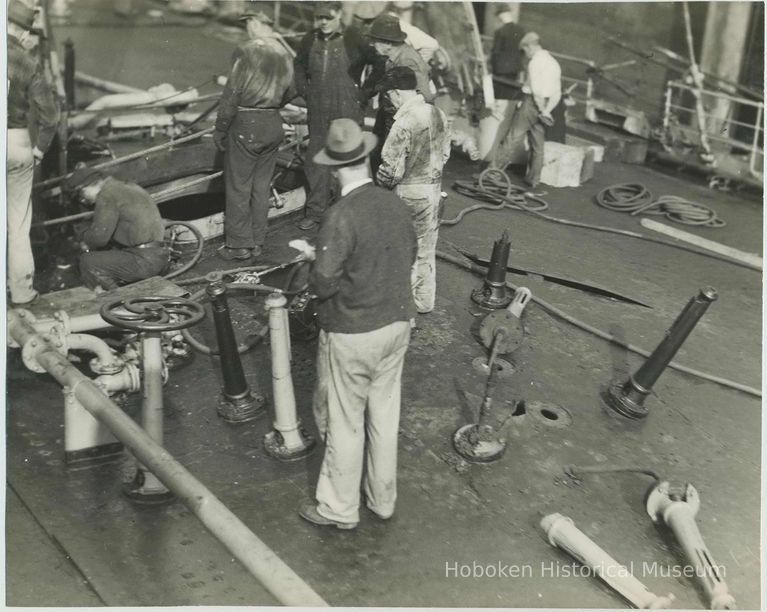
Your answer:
[8,0,35,30]
[367,14,406,43]
[313,119,378,167]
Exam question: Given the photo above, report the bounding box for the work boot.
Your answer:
[298,499,357,530]
[217,245,252,261]
[296,218,319,232]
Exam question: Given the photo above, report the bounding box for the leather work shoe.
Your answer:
[298,499,357,530]
[296,218,319,231]
[366,506,393,521]
[217,245,252,261]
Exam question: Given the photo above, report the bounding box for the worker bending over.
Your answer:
[294,119,417,530]
[504,32,561,188]
[376,67,451,314]
[64,169,169,291]
[214,4,295,261]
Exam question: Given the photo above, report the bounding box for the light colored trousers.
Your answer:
[395,183,442,314]
[7,128,37,303]
[313,321,411,524]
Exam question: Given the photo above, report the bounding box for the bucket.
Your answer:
[622,139,648,164]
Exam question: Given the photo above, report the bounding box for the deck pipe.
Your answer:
[122,332,175,504]
[63,38,75,109]
[6,310,327,607]
[470,230,513,309]
[646,482,735,609]
[207,282,265,423]
[541,513,675,609]
[605,287,718,419]
[263,293,315,461]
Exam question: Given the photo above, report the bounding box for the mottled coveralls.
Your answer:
[377,95,451,313]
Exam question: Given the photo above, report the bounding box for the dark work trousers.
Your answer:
[80,246,170,290]
[224,110,284,249]
[508,95,546,185]
[545,98,566,143]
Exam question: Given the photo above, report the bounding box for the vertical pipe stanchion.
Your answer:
[471,230,513,309]
[64,38,76,110]
[207,282,265,423]
[124,332,174,503]
[604,287,718,419]
[263,293,315,461]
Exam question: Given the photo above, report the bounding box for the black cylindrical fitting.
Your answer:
[606,287,718,419]
[64,38,76,110]
[207,282,248,399]
[486,230,511,284]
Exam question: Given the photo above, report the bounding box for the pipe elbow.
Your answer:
[67,333,124,375]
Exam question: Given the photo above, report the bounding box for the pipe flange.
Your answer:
[21,330,69,374]
[527,401,572,429]
[7,309,37,348]
[263,428,316,462]
[452,424,507,463]
[472,356,515,379]
[89,356,125,376]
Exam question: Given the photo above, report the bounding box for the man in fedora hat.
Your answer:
[365,12,433,170]
[376,66,451,315]
[293,1,376,232]
[64,168,170,291]
[213,3,295,261]
[7,0,59,306]
[294,118,416,530]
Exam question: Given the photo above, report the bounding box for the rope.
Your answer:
[595,183,725,227]
[449,169,755,271]
[436,249,761,398]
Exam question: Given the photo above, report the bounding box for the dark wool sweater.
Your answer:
[310,183,417,333]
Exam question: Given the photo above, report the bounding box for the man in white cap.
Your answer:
[7,0,59,306]
[502,31,561,188]
[294,118,416,530]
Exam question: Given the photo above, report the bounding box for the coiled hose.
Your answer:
[595,183,726,227]
[448,169,754,271]
[436,249,761,398]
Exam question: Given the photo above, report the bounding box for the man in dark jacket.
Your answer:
[293,1,376,232]
[295,119,416,530]
[7,0,59,306]
[65,169,169,291]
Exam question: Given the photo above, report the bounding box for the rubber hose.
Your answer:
[451,171,754,271]
[595,182,725,228]
[180,324,267,356]
[163,220,204,280]
[436,249,761,398]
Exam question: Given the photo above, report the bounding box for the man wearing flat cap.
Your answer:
[293,118,416,530]
[365,13,433,170]
[293,1,377,232]
[376,66,451,314]
[64,168,170,291]
[213,2,295,261]
[500,32,561,188]
[7,0,59,306]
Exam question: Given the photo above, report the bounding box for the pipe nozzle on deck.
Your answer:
[471,230,513,309]
[605,287,718,419]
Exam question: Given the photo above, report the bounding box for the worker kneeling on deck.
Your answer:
[376,66,451,314]
[295,119,417,530]
[64,168,170,291]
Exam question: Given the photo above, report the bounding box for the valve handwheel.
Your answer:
[100,296,205,332]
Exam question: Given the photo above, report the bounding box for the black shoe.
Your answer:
[296,218,319,231]
[298,499,357,530]
[217,246,252,261]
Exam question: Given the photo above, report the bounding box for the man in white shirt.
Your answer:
[504,32,562,188]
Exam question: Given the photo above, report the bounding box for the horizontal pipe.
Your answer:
[6,313,327,607]
[69,313,113,333]
[74,70,145,94]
